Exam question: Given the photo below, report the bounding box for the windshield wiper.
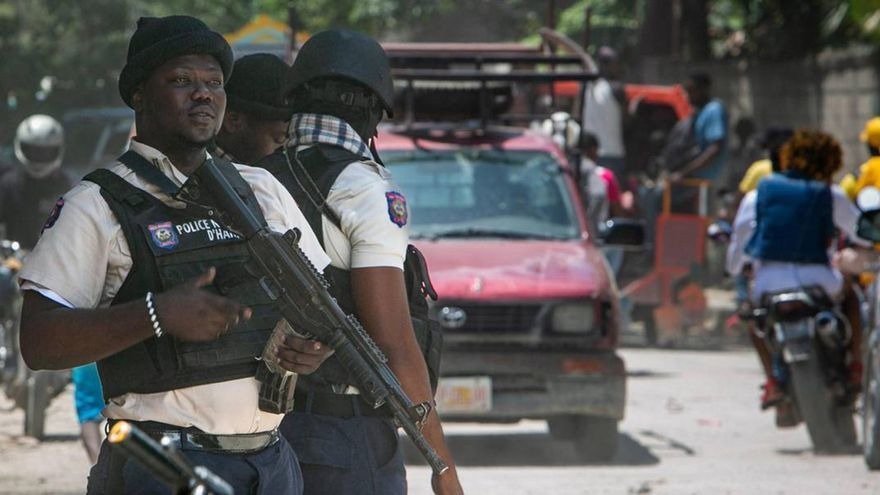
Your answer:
[424,228,566,241]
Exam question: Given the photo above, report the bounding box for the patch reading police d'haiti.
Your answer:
[148,221,179,250]
[385,191,408,227]
[41,198,64,233]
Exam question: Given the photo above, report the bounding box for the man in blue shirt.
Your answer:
[669,72,728,211]
[669,72,729,182]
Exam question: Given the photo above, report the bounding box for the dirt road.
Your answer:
[1,348,877,494]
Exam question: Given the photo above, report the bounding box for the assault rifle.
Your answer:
[108,421,233,495]
[175,160,449,475]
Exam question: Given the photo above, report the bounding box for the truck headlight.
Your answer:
[551,303,595,333]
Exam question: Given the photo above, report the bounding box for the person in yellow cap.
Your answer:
[841,117,880,199]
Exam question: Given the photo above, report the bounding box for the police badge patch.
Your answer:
[385,191,408,227]
[41,198,64,233]
[148,221,179,249]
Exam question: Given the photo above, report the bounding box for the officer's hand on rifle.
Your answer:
[274,333,334,375]
[155,267,252,342]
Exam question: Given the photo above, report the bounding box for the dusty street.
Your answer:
[0,348,877,494]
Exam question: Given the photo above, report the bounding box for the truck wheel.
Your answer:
[571,416,619,463]
[23,371,50,440]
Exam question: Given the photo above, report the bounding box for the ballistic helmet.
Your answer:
[286,29,394,117]
[14,114,64,178]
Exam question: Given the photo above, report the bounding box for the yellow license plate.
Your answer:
[435,376,492,413]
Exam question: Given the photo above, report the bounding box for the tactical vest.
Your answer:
[85,152,280,401]
[255,144,443,392]
[746,171,834,265]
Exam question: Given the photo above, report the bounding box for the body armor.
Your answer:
[85,153,280,400]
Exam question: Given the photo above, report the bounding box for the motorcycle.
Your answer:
[0,239,69,439]
[854,188,880,468]
[751,286,857,453]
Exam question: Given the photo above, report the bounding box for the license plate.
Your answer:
[435,376,492,413]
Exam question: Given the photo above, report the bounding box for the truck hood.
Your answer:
[414,239,611,301]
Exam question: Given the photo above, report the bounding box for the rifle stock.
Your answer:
[177,160,449,475]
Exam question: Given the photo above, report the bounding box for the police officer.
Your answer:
[213,53,293,164]
[256,29,463,494]
[0,114,72,249]
[18,15,332,494]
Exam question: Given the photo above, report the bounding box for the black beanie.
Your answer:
[118,15,233,108]
[226,54,294,122]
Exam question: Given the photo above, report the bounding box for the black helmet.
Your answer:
[287,29,393,116]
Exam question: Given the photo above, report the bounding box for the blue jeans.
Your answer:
[280,411,406,495]
[86,431,302,495]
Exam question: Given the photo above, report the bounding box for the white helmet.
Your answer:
[14,114,64,178]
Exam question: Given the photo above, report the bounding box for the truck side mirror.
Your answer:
[598,218,645,247]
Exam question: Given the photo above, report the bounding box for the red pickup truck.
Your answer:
[377,124,640,461]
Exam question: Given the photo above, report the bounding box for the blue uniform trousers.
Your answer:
[280,410,406,495]
[86,430,302,495]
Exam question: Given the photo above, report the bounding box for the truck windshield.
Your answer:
[383,149,581,240]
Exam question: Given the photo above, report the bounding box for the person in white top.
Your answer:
[18,15,331,494]
[582,46,627,178]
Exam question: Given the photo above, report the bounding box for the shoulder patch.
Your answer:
[385,191,408,228]
[41,198,64,233]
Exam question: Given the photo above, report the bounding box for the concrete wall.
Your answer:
[633,46,880,174]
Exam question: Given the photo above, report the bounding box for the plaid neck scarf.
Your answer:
[287,113,373,160]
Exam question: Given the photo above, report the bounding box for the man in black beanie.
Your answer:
[213,53,294,164]
[18,15,332,494]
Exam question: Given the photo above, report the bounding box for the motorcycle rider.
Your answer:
[0,115,72,249]
[0,115,106,459]
[727,129,869,421]
[841,117,880,200]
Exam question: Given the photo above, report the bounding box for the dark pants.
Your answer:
[280,410,406,495]
[86,431,303,495]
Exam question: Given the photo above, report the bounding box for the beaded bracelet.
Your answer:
[145,291,164,338]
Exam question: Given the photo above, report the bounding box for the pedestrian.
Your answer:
[668,71,729,184]
[17,15,333,494]
[578,131,628,273]
[254,29,463,495]
[582,46,627,179]
[212,53,293,164]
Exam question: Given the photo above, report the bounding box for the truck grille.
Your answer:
[434,303,543,333]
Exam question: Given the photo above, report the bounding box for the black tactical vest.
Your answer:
[255,144,443,392]
[84,153,280,401]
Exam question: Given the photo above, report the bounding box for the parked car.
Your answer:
[377,125,641,461]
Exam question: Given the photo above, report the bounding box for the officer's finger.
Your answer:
[275,348,326,373]
[282,336,329,355]
[188,267,216,289]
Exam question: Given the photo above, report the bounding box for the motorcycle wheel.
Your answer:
[23,371,50,440]
[864,344,880,469]
[789,355,856,453]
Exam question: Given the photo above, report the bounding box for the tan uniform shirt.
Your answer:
[315,155,410,271]
[20,140,330,434]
